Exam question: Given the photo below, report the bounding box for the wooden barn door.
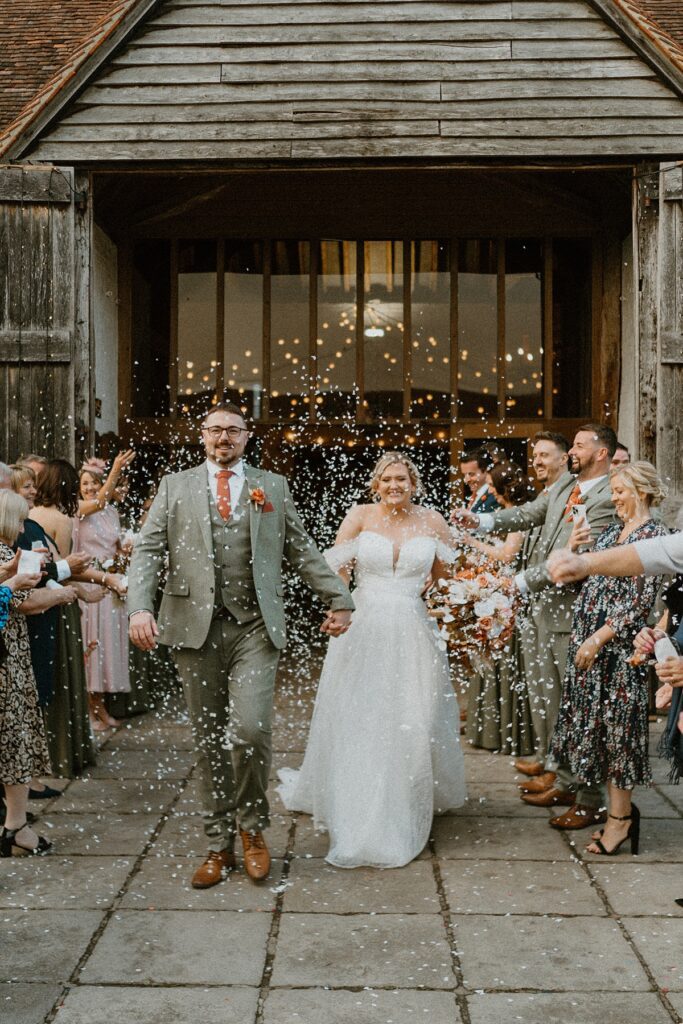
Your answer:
[0,165,91,464]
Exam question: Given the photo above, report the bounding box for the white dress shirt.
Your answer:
[206,458,246,516]
[634,532,683,576]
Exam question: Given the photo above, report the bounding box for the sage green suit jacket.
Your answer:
[127,462,354,650]
[488,471,617,633]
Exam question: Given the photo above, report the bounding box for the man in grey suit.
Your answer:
[454,424,618,830]
[128,403,354,888]
[515,431,570,772]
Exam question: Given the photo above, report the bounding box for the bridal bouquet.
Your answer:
[428,564,520,670]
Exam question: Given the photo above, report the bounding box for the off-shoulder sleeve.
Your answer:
[436,540,460,564]
[324,538,359,573]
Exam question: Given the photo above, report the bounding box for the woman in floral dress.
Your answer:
[550,461,668,856]
[0,491,52,856]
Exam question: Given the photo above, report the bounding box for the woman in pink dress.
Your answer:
[73,452,135,731]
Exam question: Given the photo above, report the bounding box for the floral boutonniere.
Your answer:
[249,487,266,508]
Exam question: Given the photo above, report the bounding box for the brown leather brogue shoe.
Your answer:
[191,849,236,889]
[240,829,271,882]
[521,786,576,808]
[549,804,607,830]
[518,771,557,794]
[514,759,546,777]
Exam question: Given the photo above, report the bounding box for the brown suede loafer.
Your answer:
[549,805,607,830]
[240,829,271,882]
[521,786,576,808]
[191,849,236,889]
[514,759,546,777]
[518,771,557,794]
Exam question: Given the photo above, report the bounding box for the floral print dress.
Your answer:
[0,542,52,784]
[550,520,667,790]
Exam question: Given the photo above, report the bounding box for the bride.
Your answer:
[278,452,466,868]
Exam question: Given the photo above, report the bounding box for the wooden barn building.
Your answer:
[0,0,681,501]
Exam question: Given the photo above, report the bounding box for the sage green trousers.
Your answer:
[173,614,280,852]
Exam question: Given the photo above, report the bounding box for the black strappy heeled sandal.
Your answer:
[588,806,640,856]
[0,822,53,857]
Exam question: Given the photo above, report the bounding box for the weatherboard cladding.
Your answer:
[26,0,683,161]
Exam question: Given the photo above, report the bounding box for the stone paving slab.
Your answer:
[589,863,683,916]
[632,787,683,819]
[80,909,270,986]
[1,911,103,983]
[466,992,674,1024]
[460,754,520,783]
[452,783,550,817]
[432,815,570,860]
[83,748,196,781]
[583,818,683,863]
[104,721,194,750]
[58,779,180,815]
[453,915,651,991]
[439,860,605,916]
[264,988,462,1023]
[0,983,64,1024]
[35,812,159,856]
[668,993,683,1019]
[624,917,683,991]
[52,984,260,1023]
[120,857,282,911]
[0,857,133,910]
[659,785,683,812]
[271,913,455,989]
[283,859,440,914]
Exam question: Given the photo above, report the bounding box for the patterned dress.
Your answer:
[0,542,51,784]
[550,519,667,790]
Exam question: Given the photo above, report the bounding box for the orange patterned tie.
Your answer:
[563,483,582,522]
[216,470,233,521]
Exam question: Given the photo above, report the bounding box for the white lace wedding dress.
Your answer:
[277,530,467,868]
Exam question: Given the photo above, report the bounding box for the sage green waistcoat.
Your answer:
[208,485,260,623]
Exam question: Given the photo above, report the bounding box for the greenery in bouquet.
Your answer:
[428,562,520,670]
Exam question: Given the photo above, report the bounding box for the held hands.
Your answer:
[53,584,78,605]
[320,609,352,637]
[129,610,159,651]
[547,550,589,585]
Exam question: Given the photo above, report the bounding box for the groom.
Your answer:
[128,403,354,888]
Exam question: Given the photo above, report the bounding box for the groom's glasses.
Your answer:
[202,426,248,440]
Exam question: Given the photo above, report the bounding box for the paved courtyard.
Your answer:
[2,680,682,1024]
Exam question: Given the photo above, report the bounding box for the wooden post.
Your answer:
[634,162,659,464]
[658,163,683,499]
[73,168,93,463]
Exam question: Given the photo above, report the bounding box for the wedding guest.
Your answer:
[460,461,536,755]
[514,431,569,777]
[458,448,500,513]
[612,443,630,468]
[31,460,119,775]
[19,454,48,481]
[10,465,87,801]
[454,425,618,830]
[549,462,668,855]
[0,490,53,857]
[74,455,134,731]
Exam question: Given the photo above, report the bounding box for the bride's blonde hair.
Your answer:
[369,451,424,502]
